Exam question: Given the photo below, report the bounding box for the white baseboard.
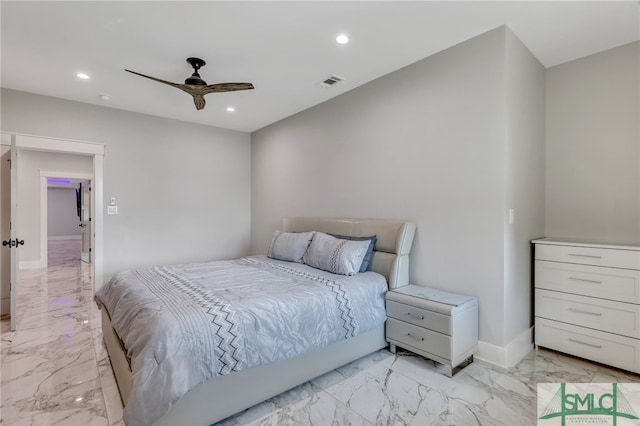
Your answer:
[19,260,45,269]
[0,297,9,316]
[48,235,81,241]
[475,326,534,372]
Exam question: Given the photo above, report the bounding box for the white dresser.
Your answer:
[386,284,478,376]
[533,238,640,373]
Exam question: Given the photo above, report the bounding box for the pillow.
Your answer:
[267,230,314,263]
[303,232,371,276]
[329,233,377,272]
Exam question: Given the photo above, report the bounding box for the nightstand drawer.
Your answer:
[535,288,640,338]
[535,261,640,303]
[386,318,451,360]
[536,318,640,374]
[536,244,640,270]
[386,300,451,335]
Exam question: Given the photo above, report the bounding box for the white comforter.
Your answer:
[95,255,388,425]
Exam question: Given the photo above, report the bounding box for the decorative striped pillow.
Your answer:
[267,230,314,263]
[328,233,377,272]
[303,232,370,276]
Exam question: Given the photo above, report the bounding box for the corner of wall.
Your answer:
[475,326,534,372]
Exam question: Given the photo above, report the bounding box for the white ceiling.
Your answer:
[2,1,638,133]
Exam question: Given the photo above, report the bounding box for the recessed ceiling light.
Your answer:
[336,34,350,45]
[76,73,90,80]
[226,106,235,112]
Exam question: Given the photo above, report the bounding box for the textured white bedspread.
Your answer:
[95,255,387,425]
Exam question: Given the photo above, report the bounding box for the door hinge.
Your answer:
[89,218,92,222]
[89,248,92,253]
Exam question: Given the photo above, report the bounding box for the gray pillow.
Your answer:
[303,232,370,276]
[267,230,314,263]
[329,233,377,272]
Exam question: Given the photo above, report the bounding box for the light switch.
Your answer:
[110,197,116,206]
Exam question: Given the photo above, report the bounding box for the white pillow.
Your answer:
[303,232,370,276]
[267,230,314,263]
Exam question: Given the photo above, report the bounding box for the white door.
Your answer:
[80,181,91,263]
[0,137,20,330]
[0,145,11,321]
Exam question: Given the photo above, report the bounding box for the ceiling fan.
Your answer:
[125,57,254,111]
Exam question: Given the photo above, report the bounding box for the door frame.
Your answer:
[1,132,104,290]
[79,180,91,264]
[40,170,94,268]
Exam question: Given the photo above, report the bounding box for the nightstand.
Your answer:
[386,284,478,377]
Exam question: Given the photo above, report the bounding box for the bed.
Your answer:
[97,217,416,425]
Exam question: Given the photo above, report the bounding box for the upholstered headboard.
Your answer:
[282,217,416,289]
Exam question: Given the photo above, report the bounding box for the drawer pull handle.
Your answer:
[407,312,425,320]
[568,253,602,259]
[568,277,602,284]
[568,338,602,349]
[406,333,425,342]
[568,308,602,317]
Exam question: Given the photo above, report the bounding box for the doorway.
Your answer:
[0,132,104,330]
[40,172,93,268]
[45,177,93,267]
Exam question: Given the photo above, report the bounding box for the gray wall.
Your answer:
[251,26,545,358]
[1,88,251,281]
[546,41,640,242]
[503,30,546,346]
[48,187,82,238]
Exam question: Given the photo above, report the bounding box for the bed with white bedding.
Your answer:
[96,217,416,426]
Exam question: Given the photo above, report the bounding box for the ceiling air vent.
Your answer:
[318,75,344,88]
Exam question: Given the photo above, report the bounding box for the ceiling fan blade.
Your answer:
[193,95,206,111]
[125,69,181,88]
[202,82,255,94]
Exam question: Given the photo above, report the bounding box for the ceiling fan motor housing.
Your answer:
[185,57,207,85]
[185,73,206,86]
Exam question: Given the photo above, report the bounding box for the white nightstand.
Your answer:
[386,284,478,377]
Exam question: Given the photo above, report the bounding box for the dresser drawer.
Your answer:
[386,318,451,360]
[535,288,640,338]
[536,317,640,374]
[535,244,640,270]
[535,261,640,303]
[386,300,451,335]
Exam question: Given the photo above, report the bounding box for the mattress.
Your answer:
[95,255,388,425]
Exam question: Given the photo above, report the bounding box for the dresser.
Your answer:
[533,238,640,373]
[386,284,478,376]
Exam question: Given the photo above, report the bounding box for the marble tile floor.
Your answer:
[2,239,640,425]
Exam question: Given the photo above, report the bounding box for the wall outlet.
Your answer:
[107,205,118,215]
